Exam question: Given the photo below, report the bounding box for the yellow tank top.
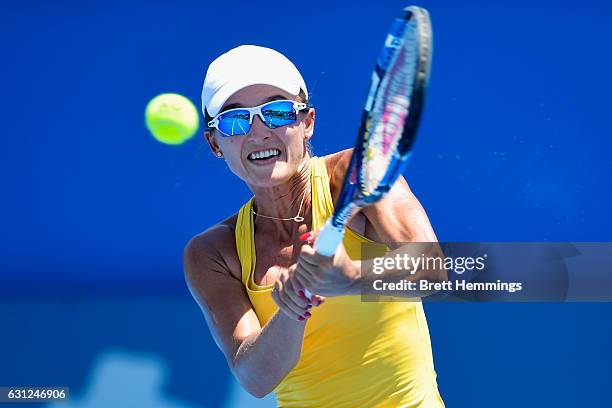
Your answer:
[235,157,444,408]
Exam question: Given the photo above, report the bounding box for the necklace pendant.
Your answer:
[293,216,305,222]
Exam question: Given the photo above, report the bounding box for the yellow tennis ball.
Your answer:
[145,93,199,145]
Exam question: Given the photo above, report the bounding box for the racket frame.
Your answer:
[314,6,432,257]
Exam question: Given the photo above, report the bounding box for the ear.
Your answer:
[204,130,222,157]
[303,108,315,141]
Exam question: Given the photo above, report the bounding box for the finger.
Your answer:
[289,265,316,301]
[278,279,312,317]
[313,295,326,306]
[278,293,311,320]
[284,276,311,309]
[299,229,322,246]
[295,254,318,276]
[292,271,314,295]
[271,287,300,320]
[294,263,321,294]
[285,265,312,307]
[272,285,306,321]
[299,231,313,242]
[299,243,317,258]
[292,277,325,307]
[300,244,333,268]
[291,272,310,297]
[307,228,321,244]
[297,256,331,290]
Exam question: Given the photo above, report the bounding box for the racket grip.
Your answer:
[314,218,345,256]
[304,220,345,300]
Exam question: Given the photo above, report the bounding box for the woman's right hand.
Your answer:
[271,264,324,322]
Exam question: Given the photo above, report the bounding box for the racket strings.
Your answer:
[361,19,419,196]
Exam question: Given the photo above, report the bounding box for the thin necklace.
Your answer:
[252,187,309,223]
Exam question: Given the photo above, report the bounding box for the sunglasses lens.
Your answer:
[218,110,250,136]
[261,101,297,128]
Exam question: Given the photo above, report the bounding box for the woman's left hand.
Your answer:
[290,231,361,297]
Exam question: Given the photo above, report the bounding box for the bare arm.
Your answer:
[358,175,448,294]
[327,148,438,243]
[184,226,307,397]
[335,148,447,290]
[289,150,446,298]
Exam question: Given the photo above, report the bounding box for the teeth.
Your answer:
[249,149,280,160]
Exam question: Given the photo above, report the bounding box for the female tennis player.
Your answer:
[184,45,445,407]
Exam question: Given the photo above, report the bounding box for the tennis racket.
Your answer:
[313,6,433,259]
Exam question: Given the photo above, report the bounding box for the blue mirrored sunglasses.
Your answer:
[207,100,309,137]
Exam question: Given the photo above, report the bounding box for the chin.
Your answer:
[247,163,295,188]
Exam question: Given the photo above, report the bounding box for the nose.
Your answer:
[247,114,272,142]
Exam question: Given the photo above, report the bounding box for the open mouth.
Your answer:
[247,148,281,162]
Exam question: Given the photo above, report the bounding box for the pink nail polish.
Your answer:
[298,316,305,321]
[299,232,312,241]
[304,312,312,318]
[298,290,305,298]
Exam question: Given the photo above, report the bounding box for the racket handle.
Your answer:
[314,218,346,256]
[304,220,345,300]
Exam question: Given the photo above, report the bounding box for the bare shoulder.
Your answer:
[183,214,242,282]
[183,214,263,361]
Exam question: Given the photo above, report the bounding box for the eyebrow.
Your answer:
[220,94,289,113]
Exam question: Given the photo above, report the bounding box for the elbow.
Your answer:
[432,266,448,283]
[229,342,298,398]
[235,374,275,399]
[430,244,449,282]
[247,387,272,399]
[231,362,278,399]
[417,263,447,284]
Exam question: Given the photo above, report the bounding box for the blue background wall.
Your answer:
[1,0,611,406]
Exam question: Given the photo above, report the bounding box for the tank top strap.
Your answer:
[310,156,335,230]
[235,197,256,288]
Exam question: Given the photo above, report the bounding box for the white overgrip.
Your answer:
[314,218,345,256]
[304,219,346,299]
